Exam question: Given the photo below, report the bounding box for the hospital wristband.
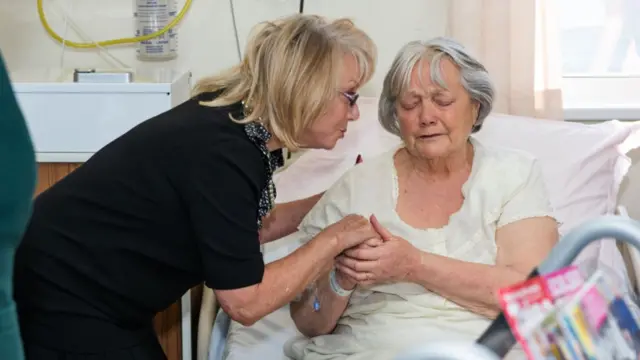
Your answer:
[329,268,354,297]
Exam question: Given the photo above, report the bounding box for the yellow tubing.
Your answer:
[37,0,192,49]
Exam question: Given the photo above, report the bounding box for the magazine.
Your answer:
[609,296,640,354]
[555,272,605,360]
[499,275,554,359]
[499,266,585,359]
[553,270,639,360]
[519,306,581,360]
[500,265,640,360]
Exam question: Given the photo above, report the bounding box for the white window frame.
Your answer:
[563,76,640,121]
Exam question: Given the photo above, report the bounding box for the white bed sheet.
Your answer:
[215,231,306,360]
[222,306,299,360]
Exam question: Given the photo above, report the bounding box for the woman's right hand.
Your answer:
[322,214,380,253]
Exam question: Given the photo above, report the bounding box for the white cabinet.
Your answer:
[11,68,192,163]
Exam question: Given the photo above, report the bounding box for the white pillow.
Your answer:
[474,114,640,234]
[474,114,640,292]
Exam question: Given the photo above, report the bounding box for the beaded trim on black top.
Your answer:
[243,122,284,229]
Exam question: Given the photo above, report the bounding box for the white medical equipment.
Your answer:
[11,67,193,360]
[134,0,179,61]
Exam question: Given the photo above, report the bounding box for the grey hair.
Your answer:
[378,36,494,135]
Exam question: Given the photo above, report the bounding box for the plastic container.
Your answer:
[134,0,178,61]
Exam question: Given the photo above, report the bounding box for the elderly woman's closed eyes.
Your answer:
[286,37,559,360]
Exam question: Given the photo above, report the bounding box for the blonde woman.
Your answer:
[14,14,377,360]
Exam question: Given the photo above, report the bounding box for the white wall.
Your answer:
[0,0,448,96]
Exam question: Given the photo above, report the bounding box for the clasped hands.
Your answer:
[330,214,422,290]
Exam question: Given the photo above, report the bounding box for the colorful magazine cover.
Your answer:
[544,310,585,360]
[499,265,586,359]
[557,302,597,360]
[522,308,582,360]
[544,266,586,301]
[499,276,554,359]
[500,265,640,360]
[557,270,639,360]
[609,296,640,354]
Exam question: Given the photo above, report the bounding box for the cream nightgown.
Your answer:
[284,137,556,360]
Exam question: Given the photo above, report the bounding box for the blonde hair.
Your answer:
[193,14,376,150]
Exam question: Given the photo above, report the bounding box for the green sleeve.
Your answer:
[0,51,37,360]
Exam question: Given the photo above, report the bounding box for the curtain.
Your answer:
[447,0,564,120]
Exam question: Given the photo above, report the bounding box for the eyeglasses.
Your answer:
[340,91,359,107]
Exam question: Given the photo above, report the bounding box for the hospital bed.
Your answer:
[196,97,640,360]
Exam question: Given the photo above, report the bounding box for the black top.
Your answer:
[14,93,281,347]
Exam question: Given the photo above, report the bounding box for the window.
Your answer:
[559,0,640,120]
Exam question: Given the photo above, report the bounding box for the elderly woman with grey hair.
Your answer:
[285,37,558,360]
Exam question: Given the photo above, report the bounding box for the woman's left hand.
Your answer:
[335,215,422,286]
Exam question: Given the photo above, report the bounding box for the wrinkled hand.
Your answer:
[335,215,422,286]
[322,214,381,253]
[334,237,383,290]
